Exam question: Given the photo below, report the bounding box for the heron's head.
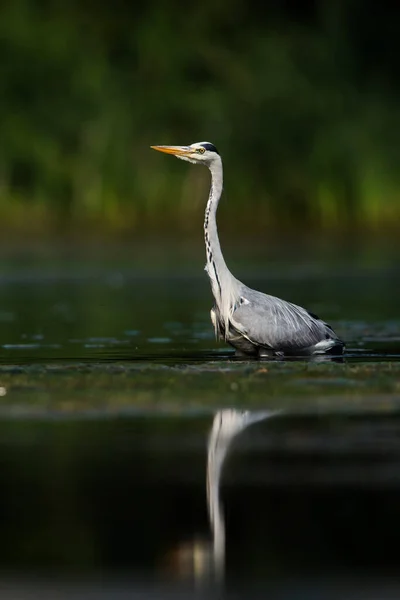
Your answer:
[151,141,220,166]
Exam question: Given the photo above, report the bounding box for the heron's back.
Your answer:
[216,287,344,356]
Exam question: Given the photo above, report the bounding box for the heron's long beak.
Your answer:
[151,145,191,156]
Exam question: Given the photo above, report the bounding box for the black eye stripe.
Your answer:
[200,143,219,154]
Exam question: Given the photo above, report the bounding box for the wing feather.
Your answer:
[230,289,337,352]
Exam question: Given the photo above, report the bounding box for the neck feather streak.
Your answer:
[204,160,238,336]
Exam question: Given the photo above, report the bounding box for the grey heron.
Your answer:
[151,142,345,357]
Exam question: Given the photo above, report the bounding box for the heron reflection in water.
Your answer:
[161,409,279,583]
[206,408,280,579]
[152,142,344,358]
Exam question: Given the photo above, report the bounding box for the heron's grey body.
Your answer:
[151,141,344,358]
[210,291,341,357]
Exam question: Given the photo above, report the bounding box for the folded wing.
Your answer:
[231,289,339,352]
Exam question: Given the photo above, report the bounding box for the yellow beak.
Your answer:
[151,145,191,156]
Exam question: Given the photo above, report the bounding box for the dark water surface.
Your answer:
[0,244,399,598]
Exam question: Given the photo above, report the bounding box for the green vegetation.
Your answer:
[0,361,400,414]
[1,0,400,236]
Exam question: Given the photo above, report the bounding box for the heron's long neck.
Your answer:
[204,159,236,312]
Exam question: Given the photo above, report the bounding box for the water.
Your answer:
[0,243,399,598]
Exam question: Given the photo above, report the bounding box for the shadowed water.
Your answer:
[0,263,399,365]
[0,245,399,598]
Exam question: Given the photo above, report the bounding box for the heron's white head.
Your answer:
[151,141,220,165]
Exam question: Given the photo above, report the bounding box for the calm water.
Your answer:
[0,243,399,598]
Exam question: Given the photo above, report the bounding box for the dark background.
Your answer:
[1,0,400,239]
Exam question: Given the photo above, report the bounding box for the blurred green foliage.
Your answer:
[1,0,400,235]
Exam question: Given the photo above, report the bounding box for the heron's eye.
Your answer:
[197,147,205,154]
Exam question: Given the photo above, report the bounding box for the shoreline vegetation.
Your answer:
[1,0,400,237]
